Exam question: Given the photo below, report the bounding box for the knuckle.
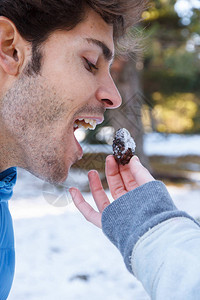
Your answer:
[113,186,124,198]
[93,186,101,193]
[126,179,136,189]
[84,209,93,221]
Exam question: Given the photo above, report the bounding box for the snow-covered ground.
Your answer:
[144,133,200,156]
[81,133,200,157]
[8,181,200,300]
[8,195,150,300]
[7,133,200,300]
[8,169,150,300]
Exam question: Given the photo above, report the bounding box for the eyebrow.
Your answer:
[85,38,114,63]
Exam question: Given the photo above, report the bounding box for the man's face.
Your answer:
[2,9,121,183]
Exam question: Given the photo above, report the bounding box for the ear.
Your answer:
[0,17,26,76]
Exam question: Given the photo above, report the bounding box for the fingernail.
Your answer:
[88,170,97,175]
[131,156,140,164]
[134,156,140,162]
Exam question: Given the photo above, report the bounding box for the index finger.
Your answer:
[105,155,127,200]
[88,170,110,213]
[69,188,102,228]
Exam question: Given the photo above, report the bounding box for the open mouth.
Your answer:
[72,117,103,160]
[72,118,99,160]
[73,118,97,131]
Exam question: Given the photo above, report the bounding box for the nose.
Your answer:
[96,75,122,109]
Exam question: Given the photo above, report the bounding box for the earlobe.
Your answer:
[0,17,23,76]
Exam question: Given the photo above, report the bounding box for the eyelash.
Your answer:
[84,58,98,73]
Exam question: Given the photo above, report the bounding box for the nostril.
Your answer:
[102,99,113,106]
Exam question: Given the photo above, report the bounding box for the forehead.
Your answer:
[40,9,115,67]
[75,9,113,35]
[63,8,114,53]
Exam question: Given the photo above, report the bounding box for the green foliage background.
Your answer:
[142,0,200,133]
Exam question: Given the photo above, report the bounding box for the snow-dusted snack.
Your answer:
[112,128,136,165]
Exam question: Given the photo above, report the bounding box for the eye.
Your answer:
[84,58,98,73]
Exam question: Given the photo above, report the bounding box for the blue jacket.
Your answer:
[102,181,200,299]
[0,168,16,300]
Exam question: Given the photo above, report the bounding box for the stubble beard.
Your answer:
[1,72,71,184]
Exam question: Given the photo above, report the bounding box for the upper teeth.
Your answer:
[74,118,97,130]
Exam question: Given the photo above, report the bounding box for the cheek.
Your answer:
[43,59,97,102]
[2,76,70,142]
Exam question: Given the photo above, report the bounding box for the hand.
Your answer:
[69,155,155,228]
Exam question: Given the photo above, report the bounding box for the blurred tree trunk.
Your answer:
[110,56,150,168]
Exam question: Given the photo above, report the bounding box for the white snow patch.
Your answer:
[80,133,200,157]
[168,185,200,219]
[114,128,136,154]
[8,190,150,300]
[8,174,200,300]
[144,133,200,156]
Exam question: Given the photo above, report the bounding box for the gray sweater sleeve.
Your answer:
[101,180,199,274]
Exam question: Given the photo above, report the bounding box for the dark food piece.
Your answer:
[112,128,136,165]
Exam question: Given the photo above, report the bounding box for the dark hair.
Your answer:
[0,0,147,73]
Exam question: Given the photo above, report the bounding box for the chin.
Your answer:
[28,162,70,186]
[47,168,70,185]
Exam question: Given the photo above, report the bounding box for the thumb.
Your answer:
[129,156,155,186]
